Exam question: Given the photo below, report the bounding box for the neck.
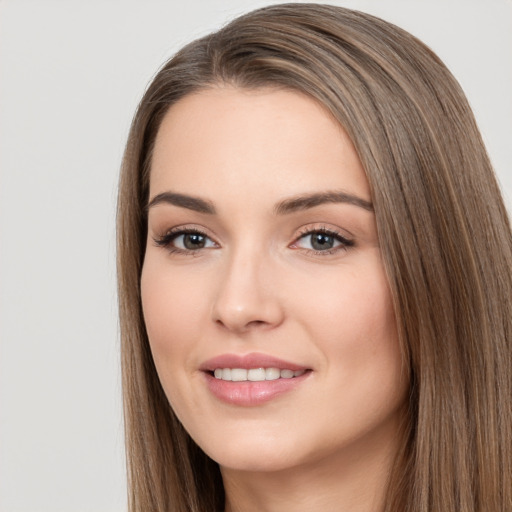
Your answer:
[221,415,405,512]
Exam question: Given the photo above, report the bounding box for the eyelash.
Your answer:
[292,226,355,255]
[153,226,354,256]
[153,227,213,255]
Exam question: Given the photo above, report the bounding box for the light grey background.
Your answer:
[1,1,510,511]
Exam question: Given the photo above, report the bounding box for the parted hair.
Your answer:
[117,4,512,511]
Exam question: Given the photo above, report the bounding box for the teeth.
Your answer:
[231,368,247,381]
[248,368,266,381]
[213,367,306,382]
[265,368,280,380]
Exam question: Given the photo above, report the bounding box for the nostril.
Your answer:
[211,288,285,332]
[215,318,268,329]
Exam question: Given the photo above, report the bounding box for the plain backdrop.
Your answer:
[0,1,510,511]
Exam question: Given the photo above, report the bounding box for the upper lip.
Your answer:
[200,352,309,372]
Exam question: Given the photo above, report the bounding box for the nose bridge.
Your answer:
[212,241,283,332]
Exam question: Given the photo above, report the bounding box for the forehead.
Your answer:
[149,87,370,204]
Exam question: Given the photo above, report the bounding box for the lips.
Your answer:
[200,352,311,406]
[200,352,308,372]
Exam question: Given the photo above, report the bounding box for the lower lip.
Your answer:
[203,371,310,406]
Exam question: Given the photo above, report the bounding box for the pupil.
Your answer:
[184,233,205,249]
[311,233,334,250]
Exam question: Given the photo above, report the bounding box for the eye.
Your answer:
[291,228,354,254]
[154,228,217,253]
[174,232,215,250]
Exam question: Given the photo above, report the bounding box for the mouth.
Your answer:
[200,353,312,406]
[211,367,306,381]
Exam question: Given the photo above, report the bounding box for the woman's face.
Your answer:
[141,87,408,473]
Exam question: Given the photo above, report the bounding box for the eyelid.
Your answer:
[151,222,355,257]
[290,225,355,255]
[152,224,219,254]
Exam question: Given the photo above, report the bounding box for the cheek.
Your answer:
[297,263,401,384]
[301,264,396,341]
[300,272,406,444]
[140,257,207,364]
[140,259,211,420]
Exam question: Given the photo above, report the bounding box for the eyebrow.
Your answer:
[147,192,216,214]
[146,189,373,215]
[274,190,373,214]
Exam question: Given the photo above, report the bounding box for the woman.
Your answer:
[117,4,512,511]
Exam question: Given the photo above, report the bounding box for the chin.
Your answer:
[198,430,307,473]
[215,450,304,474]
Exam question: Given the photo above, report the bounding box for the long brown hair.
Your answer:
[117,4,512,511]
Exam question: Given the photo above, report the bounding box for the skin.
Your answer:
[141,87,409,512]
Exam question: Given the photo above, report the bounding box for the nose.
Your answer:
[211,248,285,333]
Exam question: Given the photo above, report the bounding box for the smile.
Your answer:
[214,368,306,381]
[200,353,311,406]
